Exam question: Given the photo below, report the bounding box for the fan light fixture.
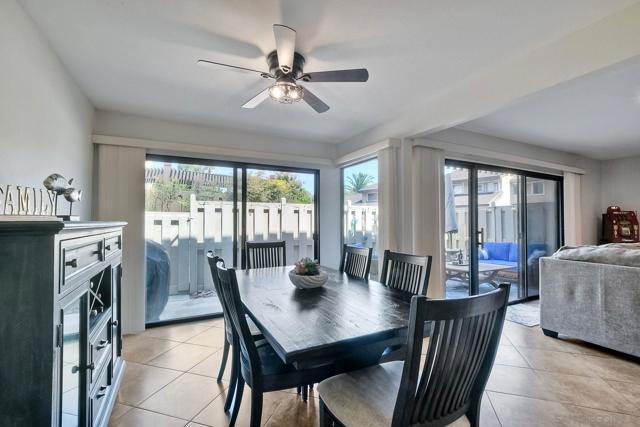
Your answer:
[269,81,304,103]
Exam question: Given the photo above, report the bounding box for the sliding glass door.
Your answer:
[444,161,562,303]
[145,156,319,325]
[243,167,318,268]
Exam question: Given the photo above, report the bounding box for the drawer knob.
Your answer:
[65,258,78,268]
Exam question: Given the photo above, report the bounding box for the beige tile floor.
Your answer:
[109,318,640,427]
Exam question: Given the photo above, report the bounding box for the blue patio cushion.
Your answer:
[508,243,519,262]
[484,242,511,261]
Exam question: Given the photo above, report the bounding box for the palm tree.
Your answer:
[345,172,374,193]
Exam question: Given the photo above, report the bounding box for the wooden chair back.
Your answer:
[214,262,263,383]
[246,241,286,269]
[392,285,510,426]
[339,244,372,280]
[206,253,232,338]
[379,250,432,296]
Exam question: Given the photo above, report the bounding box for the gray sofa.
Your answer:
[540,248,640,357]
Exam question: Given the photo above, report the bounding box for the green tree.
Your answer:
[247,172,313,203]
[345,172,374,194]
[145,181,190,211]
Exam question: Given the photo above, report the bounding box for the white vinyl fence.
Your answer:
[145,195,316,294]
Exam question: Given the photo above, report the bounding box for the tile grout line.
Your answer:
[485,388,640,418]
[485,391,503,427]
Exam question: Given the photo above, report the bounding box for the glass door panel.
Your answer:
[525,177,560,298]
[244,168,317,266]
[60,291,87,427]
[342,159,379,278]
[445,161,561,303]
[145,160,233,323]
[444,166,472,298]
[477,170,523,300]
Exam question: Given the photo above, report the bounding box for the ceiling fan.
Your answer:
[197,24,369,113]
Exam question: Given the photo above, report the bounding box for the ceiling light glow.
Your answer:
[269,81,303,104]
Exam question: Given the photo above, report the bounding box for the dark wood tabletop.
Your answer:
[235,265,413,367]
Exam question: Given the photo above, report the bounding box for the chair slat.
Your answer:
[339,244,372,280]
[245,241,286,269]
[392,284,510,427]
[379,250,432,296]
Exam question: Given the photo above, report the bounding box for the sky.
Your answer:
[343,158,378,186]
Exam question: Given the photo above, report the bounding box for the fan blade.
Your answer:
[299,68,369,82]
[301,86,329,113]
[273,24,296,74]
[242,87,270,109]
[197,60,273,78]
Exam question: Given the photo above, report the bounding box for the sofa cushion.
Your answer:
[484,242,511,261]
[552,243,640,268]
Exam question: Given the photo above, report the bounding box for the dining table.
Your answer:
[235,265,414,370]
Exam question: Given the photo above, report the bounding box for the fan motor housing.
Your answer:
[267,50,305,80]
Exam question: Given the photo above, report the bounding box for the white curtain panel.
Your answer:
[411,146,446,299]
[377,146,399,255]
[97,144,146,334]
[563,171,583,246]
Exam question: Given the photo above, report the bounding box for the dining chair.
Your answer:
[206,253,263,412]
[318,284,510,427]
[245,240,287,269]
[339,244,372,279]
[216,261,336,427]
[379,250,433,296]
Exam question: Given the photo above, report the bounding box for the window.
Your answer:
[528,181,545,195]
[453,184,465,195]
[342,158,378,278]
[145,156,319,325]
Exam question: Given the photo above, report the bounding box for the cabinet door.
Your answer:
[60,287,89,427]
[112,264,122,361]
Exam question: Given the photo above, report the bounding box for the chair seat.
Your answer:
[317,361,470,427]
[241,339,334,391]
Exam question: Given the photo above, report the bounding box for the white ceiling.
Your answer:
[460,59,640,160]
[20,0,636,144]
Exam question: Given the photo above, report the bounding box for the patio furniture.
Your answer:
[245,240,286,269]
[145,239,170,322]
[317,284,510,427]
[340,244,373,279]
[379,250,432,296]
[446,262,513,288]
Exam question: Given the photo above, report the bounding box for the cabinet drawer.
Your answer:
[61,237,103,292]
[104,233,122,259]
[89,361,112,427]
[90,318,112,383]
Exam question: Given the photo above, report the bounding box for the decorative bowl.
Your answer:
[289,270,328,289]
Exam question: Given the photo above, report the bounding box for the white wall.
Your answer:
[0,0,94,219]
[92,111,342,269]
[601,156,640,213]
[94,110,337,161]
